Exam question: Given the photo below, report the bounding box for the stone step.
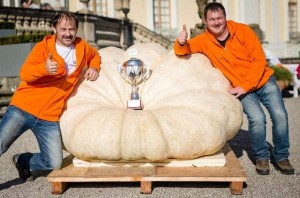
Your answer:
[0,108,7,118]
[0,90,14,96]
[0,98,11,106]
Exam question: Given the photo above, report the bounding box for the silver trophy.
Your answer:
[119,58,151,110]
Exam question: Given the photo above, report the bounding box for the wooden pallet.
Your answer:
[47,143,247,195]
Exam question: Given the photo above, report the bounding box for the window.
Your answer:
[91,0,108,16]
[153,0,172,39]
[288,0,298,40]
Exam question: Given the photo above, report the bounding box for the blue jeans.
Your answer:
[0,105,63,171]
[240,76,290,163]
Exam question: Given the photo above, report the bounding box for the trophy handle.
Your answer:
[119,63,131,84]
[143,61,152,82]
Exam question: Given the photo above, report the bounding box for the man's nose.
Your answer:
[65,30,71,36]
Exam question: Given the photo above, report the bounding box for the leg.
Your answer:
[51,182,67,195]
[240,93,269,160]
[26,120,63,171]
[229,181,243,195]
[0,106,36,181]
[258,76,290,163]
[140,181,152,194]
[0,106,32,156]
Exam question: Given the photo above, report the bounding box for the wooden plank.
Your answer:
[48,155,89,182]
[47,143,247,195]
[140,181,152,194]
[155,144,247,181]
[145,167,246,182]
[51,182,67,195]
[84,167,156,182]
[72,151,226,168]
[230,181,243,195]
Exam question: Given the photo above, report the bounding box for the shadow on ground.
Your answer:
[228,129,255,164]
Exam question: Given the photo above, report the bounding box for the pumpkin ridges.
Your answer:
[137,110,169,161]
[60,43,243,161]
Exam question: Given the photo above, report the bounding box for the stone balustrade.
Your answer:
[0,6,172,51]
[0,7,54,35]
[132,23,173,50]
[0,6,123,49]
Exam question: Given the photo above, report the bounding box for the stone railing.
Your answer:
[280,57,300,64]
[0,7,54,35]
[0,90,13,119]
[132,23,173,50]
[0,6,123,49]
[0,77,18,119]
[0,6,172,50]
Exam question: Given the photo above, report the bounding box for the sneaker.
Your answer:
[255,159,270,175]
[273,159,295,175]
[12,154,33,181]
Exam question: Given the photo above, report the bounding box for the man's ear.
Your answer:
[52,27,56,34]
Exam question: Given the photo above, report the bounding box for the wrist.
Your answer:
[178,41,186,46]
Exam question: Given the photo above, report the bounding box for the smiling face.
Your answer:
[204,8,228,40]
[52,17,77,47]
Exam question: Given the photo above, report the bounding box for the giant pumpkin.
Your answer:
[60,43,243,161]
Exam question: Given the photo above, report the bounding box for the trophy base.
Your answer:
[127,99,143,110]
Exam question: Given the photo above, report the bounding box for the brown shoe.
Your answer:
[256,159,270,175]
[274,159,295,175]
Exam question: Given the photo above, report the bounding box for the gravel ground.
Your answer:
[0,97,299,198]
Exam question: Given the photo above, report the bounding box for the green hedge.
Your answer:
[270,65,293,83]
[0,22,15,29]
[0,33,49,45]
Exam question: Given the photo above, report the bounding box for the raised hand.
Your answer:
[46,53,58,75]
[177,24,188,45]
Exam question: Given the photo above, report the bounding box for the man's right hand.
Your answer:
[228,86,246,99]
[177,24,188,45]
[46,53,58,75]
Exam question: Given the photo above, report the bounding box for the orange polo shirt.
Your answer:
[174,20,273,92]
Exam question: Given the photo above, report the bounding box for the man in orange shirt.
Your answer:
[174,2,294,175]
[0,12,100,181]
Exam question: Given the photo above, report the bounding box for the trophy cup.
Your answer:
[119,57,151,110]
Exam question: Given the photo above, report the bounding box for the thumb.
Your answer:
[48,53,52,61]
[183,24,187,32]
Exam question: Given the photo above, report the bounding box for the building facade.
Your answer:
[73,0,300,58]
[1,0,299,58]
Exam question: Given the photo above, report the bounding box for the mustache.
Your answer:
[62,35,73,39]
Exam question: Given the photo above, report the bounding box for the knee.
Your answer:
[49,157,63,169]
[248,113,266,127]
[43,153,63,170]
[272,109,288,123]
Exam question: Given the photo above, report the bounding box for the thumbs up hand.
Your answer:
[46,53,58,75]
[177,24,188,45]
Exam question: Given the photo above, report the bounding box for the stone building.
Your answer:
[1,0,300,57]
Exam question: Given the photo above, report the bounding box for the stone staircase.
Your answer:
[0,77,19,120]
[0,89,13,119]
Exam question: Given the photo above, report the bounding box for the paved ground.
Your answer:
[0,97,299,198]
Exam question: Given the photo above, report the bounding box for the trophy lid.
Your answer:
[123,58,144,68]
